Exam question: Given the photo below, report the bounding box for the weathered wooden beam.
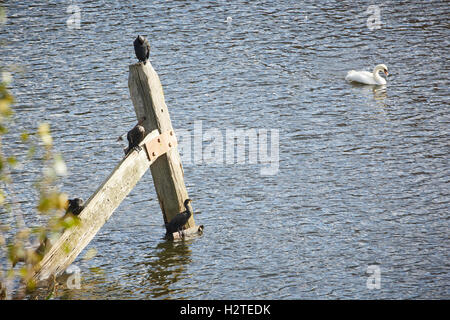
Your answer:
[31,130,160,282]
[128,62,196,229]
[30,62,198,284]
[170,225,204,241]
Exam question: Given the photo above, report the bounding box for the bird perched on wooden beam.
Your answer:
[36,198,84,255]
[134,35,150,64]
[12,197,85,266]
[165,199,193,237]
[124,120,146,156]
[64,198,84,217]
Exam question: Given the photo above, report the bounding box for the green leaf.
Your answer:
[20,131,29,142]
[83,248,97,261]
[7,156,18,167]
[0,124,8,134]
[27,145,36,158]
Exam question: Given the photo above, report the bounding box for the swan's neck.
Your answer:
[372,67,384,84]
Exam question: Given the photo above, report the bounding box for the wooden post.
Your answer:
[28,62,199,284]
[128,62,196,229]
[31,130,160,282]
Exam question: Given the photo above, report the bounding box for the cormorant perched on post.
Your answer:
[36,198,84,257]
[124,123,146,155]
[36,198,84,256]
[13,198,85,266]
[165,199,193,236]
[65,198,84,217]
[134,35,150,64]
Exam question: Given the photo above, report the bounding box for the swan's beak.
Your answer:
[384,70,389,76]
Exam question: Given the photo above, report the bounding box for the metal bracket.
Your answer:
[144,130,178,163]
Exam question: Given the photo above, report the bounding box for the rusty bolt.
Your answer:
[152,152,156,156]
[168,142,172,147]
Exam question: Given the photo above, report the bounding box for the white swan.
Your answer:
[345,64,389,85]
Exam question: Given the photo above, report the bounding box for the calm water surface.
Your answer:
[1,0,449,299]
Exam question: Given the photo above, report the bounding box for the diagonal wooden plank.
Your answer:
[31,129,160,282]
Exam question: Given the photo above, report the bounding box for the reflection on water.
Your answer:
[349,83,388,101]
[1,0,449,299]
[143,241,193,299]
[372,86,387,101]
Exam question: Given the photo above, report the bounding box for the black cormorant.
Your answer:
[165,199,193,236]
[65,198,84,217]
[134,35,150,64]
[13,198,85,265]
[124,124,146,155]
[37,198,84,256]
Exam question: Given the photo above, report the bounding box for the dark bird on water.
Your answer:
[165,199,193,236]
[134,35,150,64]
[124,122,146,155]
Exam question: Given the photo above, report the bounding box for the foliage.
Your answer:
[0,4,76,299]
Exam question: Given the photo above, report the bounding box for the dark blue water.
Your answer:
[1,0,448,299]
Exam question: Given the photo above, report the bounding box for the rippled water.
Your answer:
[1,0,449,299]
